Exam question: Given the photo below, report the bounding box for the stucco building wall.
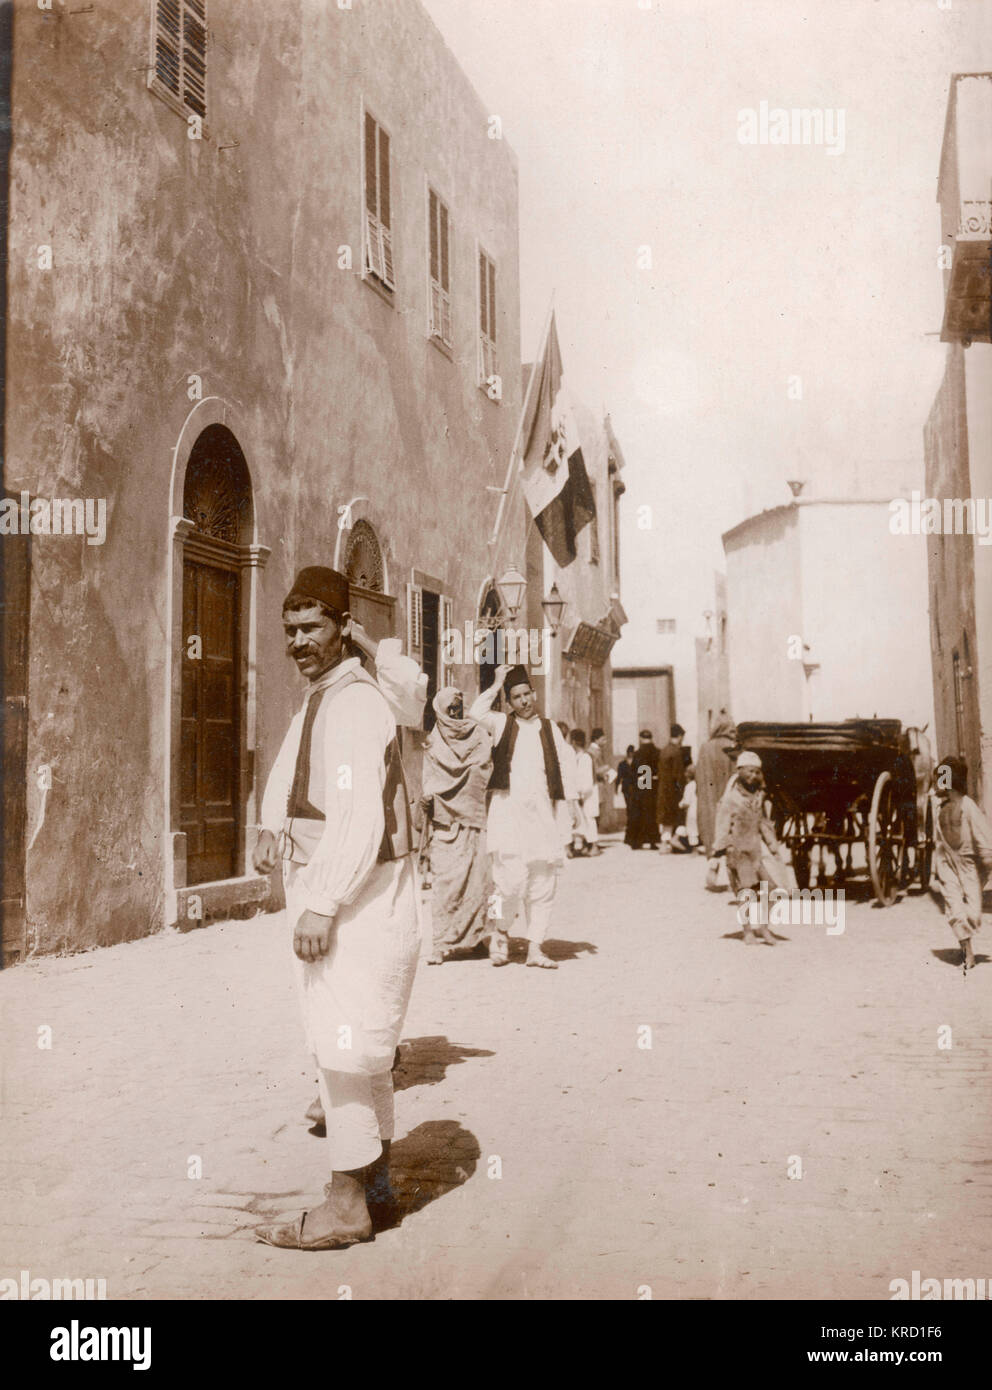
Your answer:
[723,506,805,723]
[724,500,933,731]
[5,0,520,954]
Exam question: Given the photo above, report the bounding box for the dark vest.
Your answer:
[488,713,565,801]
[283,667,412,865]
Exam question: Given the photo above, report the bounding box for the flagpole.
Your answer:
[488,295,556,571]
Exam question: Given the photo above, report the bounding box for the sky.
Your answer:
[420,0,991,673]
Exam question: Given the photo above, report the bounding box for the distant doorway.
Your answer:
[179,426,253,886]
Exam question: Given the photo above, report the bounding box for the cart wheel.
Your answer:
[917,794,935,891]
[868,770,905,906]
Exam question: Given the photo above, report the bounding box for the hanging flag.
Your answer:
[518,313,596,567]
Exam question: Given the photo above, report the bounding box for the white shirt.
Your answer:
[468,691,577,864]
[260,642,425,916]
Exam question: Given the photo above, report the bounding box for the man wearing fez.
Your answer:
[469,663,579,968]
[253,566,422,1249]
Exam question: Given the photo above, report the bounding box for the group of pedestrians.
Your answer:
[619,724,690,852]
[422,663,580,970]
[243,556,991,1256]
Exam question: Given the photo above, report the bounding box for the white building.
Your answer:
[723,495,935,732]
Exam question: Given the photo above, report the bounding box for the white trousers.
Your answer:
[318,1067,394,1172]
[491,854,559,944]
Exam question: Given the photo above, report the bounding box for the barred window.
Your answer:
[364,111,394,292]
[150,0,207,121]
[428,189,452,348]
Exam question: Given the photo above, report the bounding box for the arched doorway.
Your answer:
[179,425,253,886]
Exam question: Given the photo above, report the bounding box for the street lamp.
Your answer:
[495,565,527,621]
[541,582,566,636]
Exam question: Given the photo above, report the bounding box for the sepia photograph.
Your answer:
[1,0,990,1339]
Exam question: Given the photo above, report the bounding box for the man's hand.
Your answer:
[494,663,513,685]
[294,909,335,962]
[567,799,582,830]
[253,829,279,874]
[342,616,376,661]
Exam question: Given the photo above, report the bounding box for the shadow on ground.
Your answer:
[930,947,989,968]
[381,1120,480,1229]
[393,1036,495,1092]
[541,938,597,962]
[721,929,790,944]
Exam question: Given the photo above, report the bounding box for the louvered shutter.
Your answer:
[407,583,423,661]
[440,596,454,687]
[182,0,207,118]
[153,0,207,120]
[429,190,439,283]
[478,250,498,388]
[364,115,394,291]
[155,0,181,98]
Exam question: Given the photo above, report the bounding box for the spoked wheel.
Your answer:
[917,794,935,891]
[783,810,811,888]
[868,770,907,906]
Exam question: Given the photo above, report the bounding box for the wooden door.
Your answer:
[1,514,29,965]
[180,558,240,884]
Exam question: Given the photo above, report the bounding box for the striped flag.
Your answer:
[518,313,596,567]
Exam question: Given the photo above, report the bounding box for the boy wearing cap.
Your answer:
[470,664,579,967]
[711,751,789,945]
[252,566,421,1249]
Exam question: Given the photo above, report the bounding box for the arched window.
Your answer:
[182,424,253,544]
[344,518,396,645]
[344,518,385,592]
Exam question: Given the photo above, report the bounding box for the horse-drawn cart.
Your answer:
[736,720,935,906]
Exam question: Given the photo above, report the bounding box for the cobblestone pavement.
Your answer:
[2,837,991,1300]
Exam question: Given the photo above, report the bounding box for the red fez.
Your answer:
[284,566,350,615]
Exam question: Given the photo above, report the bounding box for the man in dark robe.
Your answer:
[625,730,661,849]
[656,724,687,851]
[696,713,738,856]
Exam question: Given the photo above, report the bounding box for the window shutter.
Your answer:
[365,112,378,214]
[182,0,207,118]
[429,190,439,283]
[154,0,181,98]
[365,209,384,280]
[479,252,487,335]
[407,583,423,660]
[378,127,390,230]
[440,596,454,686]
[364,116,394,290]
[439,203,449,292]
[153,0,206,119]
[478,250,498,388]
[380,222,394,289]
